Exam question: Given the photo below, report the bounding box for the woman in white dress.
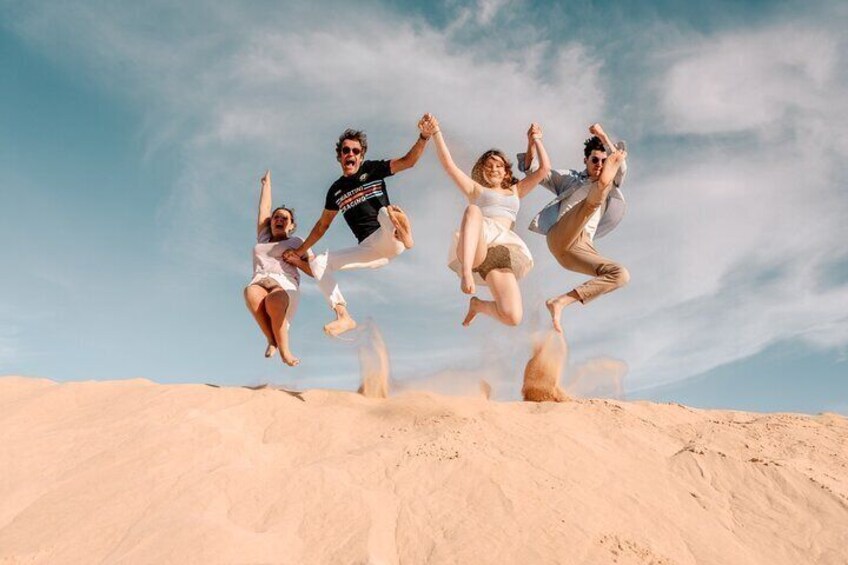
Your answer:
[419,114,551,326]
[244,171,313,366]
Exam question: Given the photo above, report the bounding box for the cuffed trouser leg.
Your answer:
[311,207,406,310]
[548,230,629,303]
[546,189,629,305]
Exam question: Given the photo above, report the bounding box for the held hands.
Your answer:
[282,248,303,266]
[607,148,628,165]
[418,113,440,138]
[527,122,543,142]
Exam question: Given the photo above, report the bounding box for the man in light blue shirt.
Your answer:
[519,123,629,332]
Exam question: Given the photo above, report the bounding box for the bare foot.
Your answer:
[460,270,475,295]
[280,350,300,367]
[462,296,480,327]
[387,205,414,249]
[264,343,277,358]
[324,315,357,337]
[546,298,565,333]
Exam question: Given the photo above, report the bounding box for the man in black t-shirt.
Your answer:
[286,125,429,337]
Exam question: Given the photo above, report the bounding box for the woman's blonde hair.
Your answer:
[471,149,515,190]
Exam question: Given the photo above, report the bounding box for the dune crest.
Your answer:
[1,376,846,564]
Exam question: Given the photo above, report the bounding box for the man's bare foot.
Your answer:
[462,296,481,326]
[546,298,566,333]
[324,315,357,337]
[264,343,277,358]
[460,270,475,295]
[280,350,300,367]
[387,205,414,249]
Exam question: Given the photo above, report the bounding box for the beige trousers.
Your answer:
[545,182,629,304]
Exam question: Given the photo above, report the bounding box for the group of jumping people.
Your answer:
[244,114,629,367]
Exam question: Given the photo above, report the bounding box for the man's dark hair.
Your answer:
[583,136,606,158]
[336,129,368,157]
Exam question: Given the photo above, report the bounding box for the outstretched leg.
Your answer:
[264,289,299,366]
[545,184,629,332]
[456,205,489,295]
[462,269,522,327]
[244,285,277,358]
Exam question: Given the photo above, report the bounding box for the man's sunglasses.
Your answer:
[341,146,362,156]
[590,156,606,165]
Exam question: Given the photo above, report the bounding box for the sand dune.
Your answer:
[1,376,846,564]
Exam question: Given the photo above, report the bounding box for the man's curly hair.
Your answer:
[583,136,606,158]
[336,129,368,159]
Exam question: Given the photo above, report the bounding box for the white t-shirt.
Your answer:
[584,200,607,241]
[253,227,303,285]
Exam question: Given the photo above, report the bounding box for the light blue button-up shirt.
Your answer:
[518,145,628,238]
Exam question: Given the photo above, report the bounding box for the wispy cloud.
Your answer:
[4,1,847,391]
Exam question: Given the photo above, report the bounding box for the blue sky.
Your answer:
[1,0,846,414]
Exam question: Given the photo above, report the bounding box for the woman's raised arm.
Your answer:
[257,170,272,238]
[419,113,477,200]
[516,124,551,198]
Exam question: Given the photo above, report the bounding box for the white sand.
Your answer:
[1,375,846,564]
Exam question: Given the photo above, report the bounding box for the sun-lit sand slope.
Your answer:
[1,376,846,564]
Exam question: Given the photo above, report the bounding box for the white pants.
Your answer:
[310,207,406,309]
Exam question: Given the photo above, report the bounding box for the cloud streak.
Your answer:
[4,1,847,392]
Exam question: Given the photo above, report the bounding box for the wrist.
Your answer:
[418,133,430,141]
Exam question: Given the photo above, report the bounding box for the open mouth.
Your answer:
[344,158,356,167]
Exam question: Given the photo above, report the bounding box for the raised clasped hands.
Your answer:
[527,122,542,141]
[608,148,627,163]
[418,113,440,138]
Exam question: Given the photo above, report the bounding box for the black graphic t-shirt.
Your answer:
[324,160,393,243]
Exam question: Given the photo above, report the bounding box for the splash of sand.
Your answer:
[357,322,389,398]
[522,331,570,402]
[565,357,628,400]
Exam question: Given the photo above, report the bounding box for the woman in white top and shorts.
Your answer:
[244,171,314,366]
[419,115,551,327]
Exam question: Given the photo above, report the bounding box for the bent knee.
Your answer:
[265,289,290,307]
[501,308,523,326]
[244,284,264,302]
[600,263,630,287]
[615,265,630,287]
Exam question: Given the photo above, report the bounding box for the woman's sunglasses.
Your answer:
[341,146,362,156]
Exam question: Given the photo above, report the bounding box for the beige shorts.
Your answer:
[248,272,300,324]
[447,216,533,285]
